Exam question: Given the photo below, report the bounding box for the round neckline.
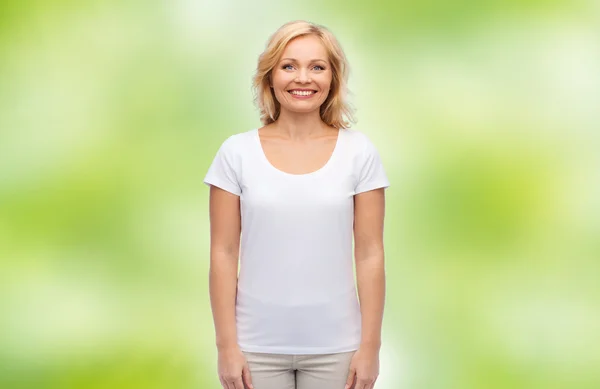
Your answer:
[254,128,342,177]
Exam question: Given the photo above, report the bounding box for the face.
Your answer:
[270,35,333,116]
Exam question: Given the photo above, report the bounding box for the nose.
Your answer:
[295,68,311,83]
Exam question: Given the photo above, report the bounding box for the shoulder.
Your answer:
[341,128,379,155]
[216,129,257,155]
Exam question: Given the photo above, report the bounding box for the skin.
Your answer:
[210,34,386,389]
[345,188,386,389]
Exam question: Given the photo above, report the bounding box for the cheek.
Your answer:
[271,85,291,105]
[318,82,332,96]
[318,74,333,91]
[272,70,292,87]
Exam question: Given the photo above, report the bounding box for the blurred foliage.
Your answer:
[1,0,599,388]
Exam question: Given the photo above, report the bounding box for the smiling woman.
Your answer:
[204,20,390,389]
[253,20,355,128]
[270,35,332,112]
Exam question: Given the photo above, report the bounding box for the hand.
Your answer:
[345,346,380,389]
[217,346,253,389]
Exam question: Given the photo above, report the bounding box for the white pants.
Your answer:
[242,350,356,389]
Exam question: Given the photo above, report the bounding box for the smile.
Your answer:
[288,90,317,96]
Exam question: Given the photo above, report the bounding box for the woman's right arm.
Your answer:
[208,185,253,389]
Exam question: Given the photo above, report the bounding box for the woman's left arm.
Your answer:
[345,188,386,389]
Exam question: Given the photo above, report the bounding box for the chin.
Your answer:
[286,106,321,115]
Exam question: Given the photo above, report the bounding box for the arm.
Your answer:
[346,187,386,389]
[208,185,252,389]
[354,187,386,350]
[209,185,241,350]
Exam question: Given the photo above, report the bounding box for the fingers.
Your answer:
[354,377,377,389]
[242,363,254,389]
[220,375,238,389]
[219,377,232,389]
[371,375,379,389]
[233,377,245,389]
[220,372,246,389]
[345,367,356,389]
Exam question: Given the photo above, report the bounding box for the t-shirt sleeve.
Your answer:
[203,137,242,196]
[355,136,390,194]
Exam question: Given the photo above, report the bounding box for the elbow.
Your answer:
[354,243,385,262]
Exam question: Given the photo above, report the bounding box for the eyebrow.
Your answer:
[280,58,328,63]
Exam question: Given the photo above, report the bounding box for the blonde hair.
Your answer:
[252,20,356,129]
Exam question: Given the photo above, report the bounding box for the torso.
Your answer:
[235,127,362,354]
[203,127,388,354]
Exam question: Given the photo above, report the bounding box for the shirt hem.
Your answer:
[238,343,361,355]
[355,181,390,194]
[203,178,241,196]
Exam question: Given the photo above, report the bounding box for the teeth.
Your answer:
[290,90,314,96]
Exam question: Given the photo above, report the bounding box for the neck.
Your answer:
[273,109,330,140]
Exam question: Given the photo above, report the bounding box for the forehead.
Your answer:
[281,35,329,61]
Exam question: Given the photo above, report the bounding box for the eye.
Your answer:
[282,64,294,70]
[313,65,325,71]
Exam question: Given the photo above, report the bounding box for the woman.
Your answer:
[204,20,389,389]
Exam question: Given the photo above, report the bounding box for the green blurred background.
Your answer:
[1,1,599,388]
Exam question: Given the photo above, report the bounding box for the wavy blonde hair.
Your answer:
[252,20,356,129]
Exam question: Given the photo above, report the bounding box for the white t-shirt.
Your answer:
[204,128,389,354]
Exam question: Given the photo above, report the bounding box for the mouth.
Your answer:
[288,89,317,97]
